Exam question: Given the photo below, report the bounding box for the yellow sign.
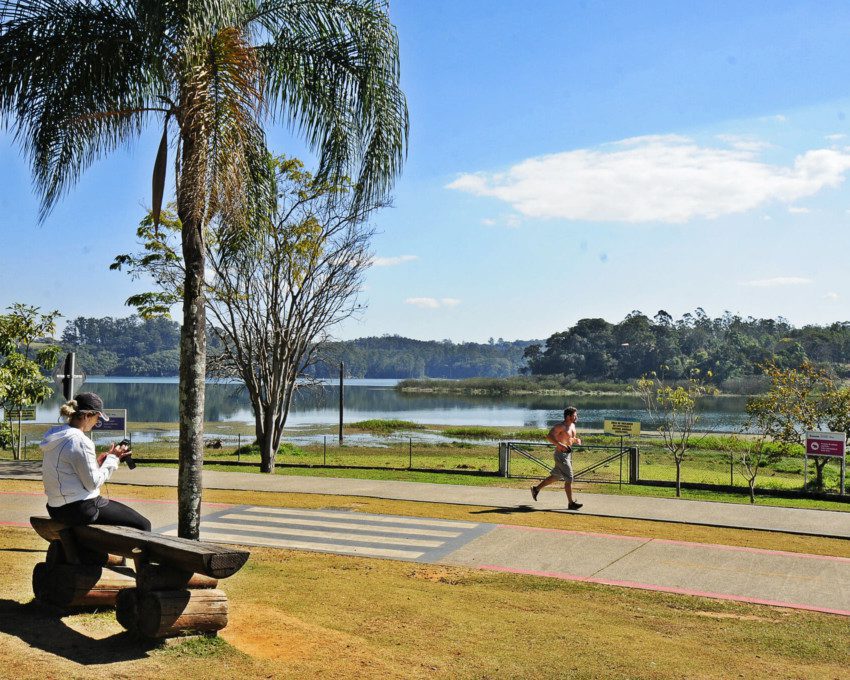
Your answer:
[604,419,640,437]
[5,407,36,421]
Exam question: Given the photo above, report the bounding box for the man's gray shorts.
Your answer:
[550,450,574,482]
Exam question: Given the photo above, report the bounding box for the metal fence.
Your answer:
[498,441,634,487]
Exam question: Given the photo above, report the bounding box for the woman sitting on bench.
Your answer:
[41,392,151,532]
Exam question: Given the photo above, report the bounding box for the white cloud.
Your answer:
[446,135,850,224]
[405,297,461,309]
[740,277,812,288]
[405,297,440,309]
[824,292,840,300]
[480,218,497,226]
[372,255,418,267]
[826,133,846,142]
[715,134,771,153]
[788,206,810,214]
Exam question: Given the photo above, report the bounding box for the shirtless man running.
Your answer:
[531,406,583,510]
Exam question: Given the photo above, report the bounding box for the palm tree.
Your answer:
[0,0,407,539]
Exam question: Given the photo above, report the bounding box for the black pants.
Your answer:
[47,497,152,532]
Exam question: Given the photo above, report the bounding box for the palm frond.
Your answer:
[254,0,408,206]
[0,0,171,219]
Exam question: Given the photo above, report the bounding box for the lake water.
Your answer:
[31,377,751,432]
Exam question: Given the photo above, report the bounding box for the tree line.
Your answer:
[55,310,850,383]
[524,309,850,389]
[59,316,534,379]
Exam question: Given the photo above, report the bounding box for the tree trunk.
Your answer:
[177,186,207,540]
[814,458,827,490]
[257,406,275,473]
[749,479,756,504]
[675,459,682,497]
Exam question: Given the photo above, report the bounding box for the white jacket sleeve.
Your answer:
[69,437,119,492]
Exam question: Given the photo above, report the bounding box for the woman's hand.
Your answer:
[98,442,130,466]
[113,441,133,460]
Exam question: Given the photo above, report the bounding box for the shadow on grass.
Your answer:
[469,505,537,515]
[0,599,156,664]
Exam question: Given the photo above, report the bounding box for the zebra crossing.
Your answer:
[161,505,494,563]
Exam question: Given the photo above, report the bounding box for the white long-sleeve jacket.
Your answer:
[40,425,119,507]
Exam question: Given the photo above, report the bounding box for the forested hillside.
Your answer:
[525,309,850,387]
[57,310,850,382]
[59,316,533,378]
[309,336,532,378]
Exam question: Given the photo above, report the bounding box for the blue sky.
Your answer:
[3,1,850,343]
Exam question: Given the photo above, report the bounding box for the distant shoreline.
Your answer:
[396,377,752,397]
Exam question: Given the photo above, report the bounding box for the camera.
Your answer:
[118,438,136,470]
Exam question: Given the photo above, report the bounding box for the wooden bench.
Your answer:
[30,516,250,639]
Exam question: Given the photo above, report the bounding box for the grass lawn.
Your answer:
[1,514,847,679]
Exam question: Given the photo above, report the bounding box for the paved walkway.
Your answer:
[3,461,847,539]
[2,461,849,617]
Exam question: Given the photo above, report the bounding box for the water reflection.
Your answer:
[33,378,750,431]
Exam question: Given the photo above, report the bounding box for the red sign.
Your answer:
[805,432,846,458]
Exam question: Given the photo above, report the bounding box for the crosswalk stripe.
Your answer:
[218,513,463,538]
[236,506,479,529]
[170,529,425,560]
[201,521,445,548]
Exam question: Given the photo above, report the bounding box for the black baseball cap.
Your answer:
[74,392,110,421]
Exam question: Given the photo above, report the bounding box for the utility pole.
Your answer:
[339,362,344,445]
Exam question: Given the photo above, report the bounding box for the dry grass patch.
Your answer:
[0,526,847,679]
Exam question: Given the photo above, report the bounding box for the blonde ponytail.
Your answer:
[59,400,78,419]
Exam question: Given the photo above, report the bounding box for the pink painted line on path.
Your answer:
[107,495,234,508]
[650,536,850,564]
[500,524,647,542]
[0,490,233,509]
[479,564,850,617]
[0,521,31,528]
[499,524,850,563]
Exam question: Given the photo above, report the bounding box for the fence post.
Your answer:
[628,447,639,484]
[323,436,327,466]
[498,443,509,477]
[730,452,734,487]
[409,438,412,469]
[619,446,623,489]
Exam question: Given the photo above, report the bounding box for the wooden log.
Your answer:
[31,517,249,578]
[115,588,139,632]
[136,589,229,638]
[71,524,249,578]
[30,516,65,542]
[33,520,109,566]
[31,562,136,608]
[136,564,218,592]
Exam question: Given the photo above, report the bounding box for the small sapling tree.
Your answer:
[745,360,834,490]
[0,304,61,459]
[735,433,777,504]
[635,368,717,497]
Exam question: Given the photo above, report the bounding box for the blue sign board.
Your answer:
[94,409,127,433]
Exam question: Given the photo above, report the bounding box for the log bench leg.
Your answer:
[32,562,137,608]
[116,588,229,639]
